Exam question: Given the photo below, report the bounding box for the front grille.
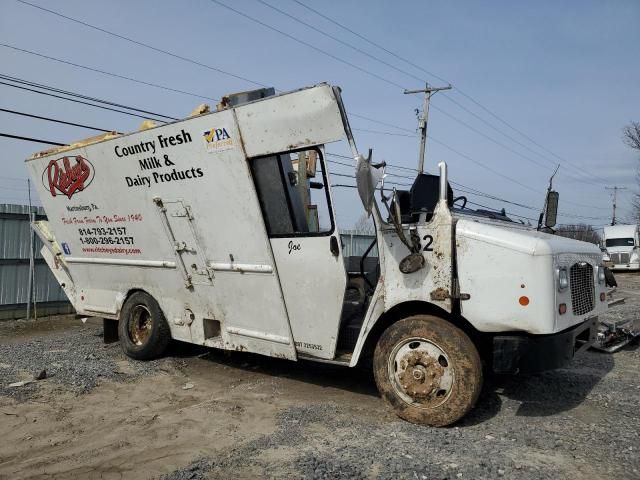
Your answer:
[610,253,630,264]
[570,262,594,316]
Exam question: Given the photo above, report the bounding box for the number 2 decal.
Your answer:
[423,235,434,252]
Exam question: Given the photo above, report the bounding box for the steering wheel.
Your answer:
[453,195,467,209]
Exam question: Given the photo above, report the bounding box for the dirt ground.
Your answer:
[0,274,638,480]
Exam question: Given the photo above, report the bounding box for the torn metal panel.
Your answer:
[235,84,346,157]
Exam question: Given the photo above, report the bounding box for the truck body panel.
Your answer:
[26,84,348,361]
[456,218,607,334]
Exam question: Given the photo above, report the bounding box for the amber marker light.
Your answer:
[559,303,567,315]
[519,296,530,306]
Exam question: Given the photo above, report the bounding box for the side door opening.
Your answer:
[250,147,379,360]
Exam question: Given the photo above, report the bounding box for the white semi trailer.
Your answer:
[26,84,607,426]
[603,224,640,271]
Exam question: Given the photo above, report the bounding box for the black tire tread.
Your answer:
[373,315,482,427]
[118,291,171,360]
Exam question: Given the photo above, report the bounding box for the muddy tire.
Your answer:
[373,315,482,427]
[119,291,171,360]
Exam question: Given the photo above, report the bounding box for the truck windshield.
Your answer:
[606,238,635,247]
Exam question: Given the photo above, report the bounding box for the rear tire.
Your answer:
[119,291,171,360]
[373,315,482,427]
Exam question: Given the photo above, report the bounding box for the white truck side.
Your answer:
[603,224,640,271]
[26,84,607,426]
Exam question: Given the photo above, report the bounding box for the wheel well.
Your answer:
[117,288,152,320]
[358,301,485,365]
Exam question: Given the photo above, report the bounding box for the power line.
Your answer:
[0,107,114,133]
[262,0,606,187]
[352,128,417,138]
[1,133,64,146]
[0,74,178,120]
[291,0,449,84]
[437,95,607,187]
[15,0,267,89]
[453,92,608,185]
[208,0,406,90]
[292,0,608,186]
[327,155,608,221]
[13,3,602,205]
[18,1,615,206]
[0,80,170,122]
[3,41,609,212]
[256,0,426,84]
[0,43,218,103]
[426,137,541,194]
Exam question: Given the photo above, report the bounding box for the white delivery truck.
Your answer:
[603,224,640,271]
[26,84,608,426]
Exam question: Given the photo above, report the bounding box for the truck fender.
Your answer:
[351,300,480,367]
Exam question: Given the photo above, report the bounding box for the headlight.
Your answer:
[557,267,569,291]
[597,266,606,284]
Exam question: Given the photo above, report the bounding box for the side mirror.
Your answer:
[545,191,559,228]
[355,149,384,216]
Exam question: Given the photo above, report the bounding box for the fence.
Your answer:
[0,204,71,320]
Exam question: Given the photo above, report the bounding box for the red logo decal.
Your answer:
[42,156,94,199]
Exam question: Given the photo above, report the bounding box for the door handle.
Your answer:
[330,236,339,257]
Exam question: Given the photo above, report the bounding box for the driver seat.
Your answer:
[409,174,453,222]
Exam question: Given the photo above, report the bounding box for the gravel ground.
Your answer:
[0,316,168,401]
[1,274,639,479]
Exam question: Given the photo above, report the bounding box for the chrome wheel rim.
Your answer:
[128,304,152,346]
[388,337,454,409]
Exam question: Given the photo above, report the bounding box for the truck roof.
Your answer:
[603,224,638,237]
[26,83,341,162]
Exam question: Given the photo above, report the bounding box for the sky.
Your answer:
[1,0,639,229]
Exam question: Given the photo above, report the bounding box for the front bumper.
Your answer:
[492,317,598,374]
[611,263,640,271]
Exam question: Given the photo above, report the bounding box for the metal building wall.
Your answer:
[339,230,378,258]
[0,204,70,319]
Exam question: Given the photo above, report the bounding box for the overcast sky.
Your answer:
[1,0,638,229]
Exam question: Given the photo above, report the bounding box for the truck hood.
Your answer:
[455,218,601,256]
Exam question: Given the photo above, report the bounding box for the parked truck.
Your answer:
[603,224,640,271]
[26,84,608,426]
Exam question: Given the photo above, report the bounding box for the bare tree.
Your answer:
[623,121,640,150]
[352,213,375,234]
[623,121,640,222]
[556,224,601,245]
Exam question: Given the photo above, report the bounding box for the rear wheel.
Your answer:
[119,291,171,360]
[373,315,482,427]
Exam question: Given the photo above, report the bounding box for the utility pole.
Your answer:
[605,186,627,225]
[404,83,452,173]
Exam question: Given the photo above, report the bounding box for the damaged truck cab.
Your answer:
[26,84,607,427]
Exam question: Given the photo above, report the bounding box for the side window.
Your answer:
[250,148,334,237]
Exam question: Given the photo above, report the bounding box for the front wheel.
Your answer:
[118,291,171,360]
[373,315,482,427]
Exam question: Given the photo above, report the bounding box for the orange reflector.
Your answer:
[559,303,567,315]
[519,296,530,306]
[600,292,606,302]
